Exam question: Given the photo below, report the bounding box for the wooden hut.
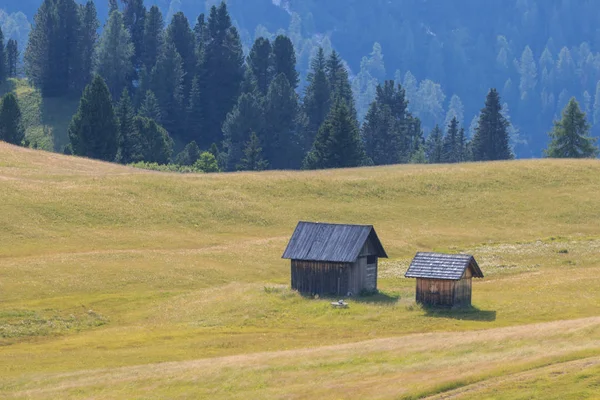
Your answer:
[405,252,484,307]
[282,221,388,296]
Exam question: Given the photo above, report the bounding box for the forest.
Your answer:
[0,0,598,171]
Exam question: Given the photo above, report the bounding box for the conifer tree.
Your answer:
[186,76,203,143]
[303,100,366,170]
[0,93,25,145]
[457,127,469,162]
[302,48,330,152]
[166,12,196,101]
[116,88,136,163]
[95,10,134,99]
[150,42,184,139]
[471,89,513,161]
[272,35,299,89]
[76,1,99,92]
[237,132,268,171]
[133,115,173,164]
[425,125,444,163]
[68,75,119,161]
[545,98,598,158]
[442,117,460,163]
[174,140,201,165]
[142,5,164,72]
[362,103,398,165]
[54,0,81,93]
[326,50,355,114]
[0,28,6,84]
[122,0,146,71]
[139,90,162,122]
[247,37,273,96]
[6,39,18,78]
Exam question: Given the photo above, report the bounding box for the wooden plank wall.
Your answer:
[291,260,352,296]
[416,278,456,306]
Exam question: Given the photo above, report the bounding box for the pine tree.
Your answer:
[545,98,598,158]
[54,0,81,93]
[150,42,184,140]
[166,12,196,101]
[75,1,99,92]
[425,125,443,163]
[142,5,164,72]
[174,140,201,165]
[0,93,25,145]
[133,115,173,164]
[6,39,18,78]
[122,0,146,71]
[237,132,268,171]
[139,90,162,122]
[326,50,355,114]
[471,89,513,161]
[186,76,203,143]
[200,2,244,148]
[95,10,134,99]
[302,48,330,152]
[272,35,299,89]
[0,28,6,84]
[116,88,136,163]
[303,100,366,170]
[442,117,460,163]
[457,127,469,162]
[263,73,300,169]
[362,102,398,165]
[68,75,119,161]
[247,37,273,96]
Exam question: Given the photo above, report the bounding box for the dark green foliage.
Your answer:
[142,5,164,72]
[0,93,24,145]
[6,39,18,78]
[194,151,220,173]
[472,89,514,161]
[263,73,300,169]
[238,132,268,171]
[166,12,196,100]
[150,42,184,139]
[545,98,598,158]
[326,51,355,115]
[222,92,264,171]
[425,125,444,163]
[186,76,203,143]
[68,75,119,161]
[442,117,461,163]
[122,0,146,71]
[132,115,174,164]
[0,28,6,83]
[247,37,273,95]
[95,10,134,99]
[115,88,135,164]
[138,90,162,123]
[108,0,118,14]
[302,48,330,152]
[272,35,299,89]
[200,2,244,148]
[75,1,99,92]
[54,0,81,94]
[303,99,366,170]
[174,140,201,165]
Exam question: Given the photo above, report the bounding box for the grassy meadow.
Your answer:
[1,142,600,398]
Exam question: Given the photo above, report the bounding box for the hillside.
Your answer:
[1,143,600,398]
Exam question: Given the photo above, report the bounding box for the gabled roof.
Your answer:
[405,252,484,280]
[281,221,388,263]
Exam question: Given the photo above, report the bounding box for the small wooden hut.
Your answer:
[405,252,484,307]
[282,221,388,296]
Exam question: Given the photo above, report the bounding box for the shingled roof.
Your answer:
[282,221,388,263]
[405,252,484,280]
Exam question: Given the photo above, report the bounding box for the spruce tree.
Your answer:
[272,35,299,89]
[186,76,203,143]
[68,75,119,161]
[0,28,6,84]
[166,12,196,101]
[302,48,330,152]
[95,10,134,99]
[471,89,513,161]
[76,1,99,92]
[0,93,25,145]
[142,5,164,72]
[545,98,598,158]
[238,132,268,171]
[174,140,201,165]
[362,103,398,165]
[139,90,162,122]
[122,0,146,71]
[303,100,366,170]
[201,2,244,148]
[6,39,18,78]
[457,127,469,162]
[133,115,173,164]
[326,51,356,114]
[54,0,81,93]
[150,42,184,140]
[247,37,273,95]
[116,88,136,163]
[442,117,460,163]
[425,125,444,163]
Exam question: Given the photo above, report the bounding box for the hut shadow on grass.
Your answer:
[300,291,400,305]
[423,305,497,322]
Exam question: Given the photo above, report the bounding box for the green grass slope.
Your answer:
[0,143,599,399]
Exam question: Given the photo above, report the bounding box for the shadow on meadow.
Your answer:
[423,305,497,321]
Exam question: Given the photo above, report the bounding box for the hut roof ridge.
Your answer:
[405,252,484,280]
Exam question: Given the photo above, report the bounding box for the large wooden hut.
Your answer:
[282,221,388,296]
[405,252,484,307]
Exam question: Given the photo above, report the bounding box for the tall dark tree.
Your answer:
[303,100,366,170]
[75,1,99,92]
[138,90,162,123]
[0,28,6,84]
[442,117,460,163]
[186,76,203,143]
[133,115,173,164]
[425,124,444,163]
[55,0,81,93]
[174,140,201,165]
[116,88,135,163]
[0,93,25,145]
[326,50,355,114]
[142,5,164,72]
[545,98,598,158]
[302,48,330,152]
[238,132,268,171]
[150,42,184,139]
[122,0,146,71]
[6,39,18,78]
[166,12,196,101]
[272,35,299,89]
[247,37,273,95]
[471,89,513,161]
[68,75,119,161]
[200,2,244,148]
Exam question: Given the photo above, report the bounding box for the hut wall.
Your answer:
[453,277,472,306]
[415,278,457,306]
[291,260,352,296]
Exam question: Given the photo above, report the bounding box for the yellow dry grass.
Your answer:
[0,142,599,399]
